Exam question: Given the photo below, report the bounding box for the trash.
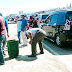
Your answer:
[7,40,19,58]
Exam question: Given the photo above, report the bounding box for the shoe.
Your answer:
[19,43,21,44]
[28,55,36,57]
[24,44,27,46]
[40,52,44,54]
[3,51,6,56]
[4,53,6,56]
[0,62,4,65]
[19,42,21,44]
[22,44,27,47]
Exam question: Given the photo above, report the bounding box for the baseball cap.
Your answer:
[21,13,26,16]
[16,15,20,18]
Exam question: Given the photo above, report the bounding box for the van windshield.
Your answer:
[42,15,48,19]
[68,15,72,21]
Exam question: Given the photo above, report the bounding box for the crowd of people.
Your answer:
[0,13,47,65]
[28,14,39,27]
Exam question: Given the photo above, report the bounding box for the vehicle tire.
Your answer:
[56,35,63,47]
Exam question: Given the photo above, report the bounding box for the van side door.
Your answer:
[48,14,58,37]
[42,14,58,37]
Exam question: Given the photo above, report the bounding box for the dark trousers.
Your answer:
[17,31,21,43]
[0,35,5,63]
[33,24,38,28]
[31,29,46,55]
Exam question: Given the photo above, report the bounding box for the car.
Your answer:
[42,10,72,47]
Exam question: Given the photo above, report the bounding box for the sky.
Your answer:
[0,0,72,16]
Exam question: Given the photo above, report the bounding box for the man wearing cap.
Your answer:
[20,13,27,46]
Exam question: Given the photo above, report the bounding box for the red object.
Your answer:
[33,21,37,25]
[29,19,32,22]
[40,21,42,23]
[8,35,9,37]
[27,23,30,30]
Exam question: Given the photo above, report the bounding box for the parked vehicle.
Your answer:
[42,10,72,47]
[37,14,49,28]
[38,14,48,20]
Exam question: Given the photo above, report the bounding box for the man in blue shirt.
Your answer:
[20,13,28,46]
[3,18,9,55]
[4,18,9,37]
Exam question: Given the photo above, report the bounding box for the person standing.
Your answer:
[32,14,38,28]
[20,13,28,46]
[0,13,9,56]
[0,15,5,65]
[3,18,9,55]
[26,28,46,57]
[16,15,21,44]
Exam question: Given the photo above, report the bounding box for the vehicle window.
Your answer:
[50,14,58,23]
[42,15,48,19]
[66,14,72,21]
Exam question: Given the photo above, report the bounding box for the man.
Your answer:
[16,15,21,44]
[26,28,46,57]
[32,14,38,28]
[0,15,5,65]
[20,13,28,46]
[0,13,9,55]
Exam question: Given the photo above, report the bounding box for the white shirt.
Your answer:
[26,28,40,37]
[17,21,22,32]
